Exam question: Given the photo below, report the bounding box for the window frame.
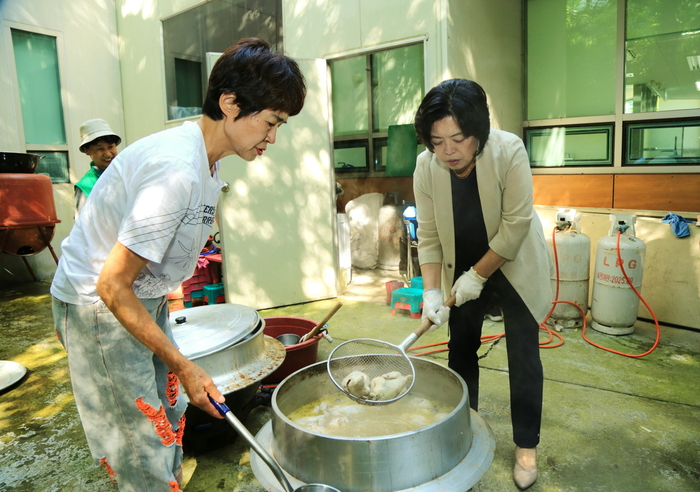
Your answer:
[526,124,615,168]
[623,117,700,166]
[160,0,283,124]
[326,37,428,179]
[524,0,700,175]
[4,21,73,183]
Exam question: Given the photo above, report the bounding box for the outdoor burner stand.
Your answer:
[0,223,60,281]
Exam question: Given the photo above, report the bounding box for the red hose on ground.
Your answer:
[409,227,660,359]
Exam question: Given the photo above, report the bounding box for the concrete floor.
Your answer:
[1,269,699,492]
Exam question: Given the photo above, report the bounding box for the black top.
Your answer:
[451,167,489,279]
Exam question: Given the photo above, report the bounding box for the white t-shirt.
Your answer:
[51,121,224,304]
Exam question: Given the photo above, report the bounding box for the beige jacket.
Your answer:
[413,128,553,324]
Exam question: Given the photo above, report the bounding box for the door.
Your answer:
[217,58,338,309]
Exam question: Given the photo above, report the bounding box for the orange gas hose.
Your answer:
[538,227,566,349]
[581,230,660,358]
[408,227,660,359]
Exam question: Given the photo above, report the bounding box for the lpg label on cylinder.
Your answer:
[596,253,640,287]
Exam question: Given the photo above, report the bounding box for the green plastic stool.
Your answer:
[390,287,424,319]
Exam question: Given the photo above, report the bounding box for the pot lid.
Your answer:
[0,360,27,391]
[170,304,261,359]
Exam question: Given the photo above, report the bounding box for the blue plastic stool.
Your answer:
[390,287,424,319]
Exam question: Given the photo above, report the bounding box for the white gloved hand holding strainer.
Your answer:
[422,289,450,333]
[451,267,487,307]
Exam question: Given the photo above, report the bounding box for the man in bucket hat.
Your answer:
[74,118,121,217]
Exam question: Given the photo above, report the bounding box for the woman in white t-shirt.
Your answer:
[51,38,306,492]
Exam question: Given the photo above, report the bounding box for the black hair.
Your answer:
[81,134,121,153]
[202,38,306,120]
[414,79,490,157]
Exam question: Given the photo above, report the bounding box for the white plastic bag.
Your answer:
[345,193,384,269]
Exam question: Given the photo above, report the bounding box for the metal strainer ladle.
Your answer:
[209,397,341,492]
[327,295,456,405]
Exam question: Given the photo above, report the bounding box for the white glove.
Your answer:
[422,289,450,333]
[451,267,487,307]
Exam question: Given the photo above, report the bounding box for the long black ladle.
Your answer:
[208,396,341,492]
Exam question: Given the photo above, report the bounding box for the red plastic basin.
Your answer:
[262,317,322,384]
[0,173,59,227]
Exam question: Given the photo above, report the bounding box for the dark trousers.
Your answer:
[447,269,543,448]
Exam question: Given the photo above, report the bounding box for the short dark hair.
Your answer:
[81,135,121,153]
[414,79,490,157]
[202,38,306,121]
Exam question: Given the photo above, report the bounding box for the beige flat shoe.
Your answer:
[513,446,537,490]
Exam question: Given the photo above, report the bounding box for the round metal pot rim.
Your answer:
[178,319,286,397]
[269,359,475,491]
[171,304,262,359]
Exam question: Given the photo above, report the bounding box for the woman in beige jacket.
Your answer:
[413,79,552,490]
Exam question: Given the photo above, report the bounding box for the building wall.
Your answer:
[282,0,447,81]
[0,0,124,285]
[533,174,700,213]
[282,0,522,132]
[115,0,174,145]
[286,0,523,210]
[447,0,523,135]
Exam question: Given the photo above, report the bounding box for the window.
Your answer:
[334,140,369,172]
[625,0,700,114]
[525,0,700,170]
[625,119,700,165]
[162,0,282,121]
[11,29,70,183]
[174,58,203,110]
[527,0,618,120]
[330,43,425,176]
[527,125,614,167]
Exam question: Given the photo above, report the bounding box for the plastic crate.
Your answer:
[182,260,219,301]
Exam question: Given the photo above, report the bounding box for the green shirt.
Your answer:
[75,165,103,197]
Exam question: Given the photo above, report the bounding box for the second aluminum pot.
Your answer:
[171,304,286,395]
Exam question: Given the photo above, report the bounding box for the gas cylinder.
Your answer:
[590,214,646,335]
[546,209,590,330]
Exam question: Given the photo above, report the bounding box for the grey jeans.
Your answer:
[52,295,187,492]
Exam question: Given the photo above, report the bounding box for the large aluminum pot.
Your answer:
[271,358,472,492]
[171,304,286,395]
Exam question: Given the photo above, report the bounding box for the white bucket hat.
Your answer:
[79,119,121,152]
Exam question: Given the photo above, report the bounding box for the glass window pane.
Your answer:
[527,0,617,119]
[625,0,700,114]
[334,140,369,172]
[162,0,282,121]
[627,0,700,39]
[34,151,70,183]
[175,58,203,108]
[526,125,614,166]
[371,44,424,132]
[11,29,66,145]
[625,120,700,165]
[330,56,369,136]
[373,137,388,170]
